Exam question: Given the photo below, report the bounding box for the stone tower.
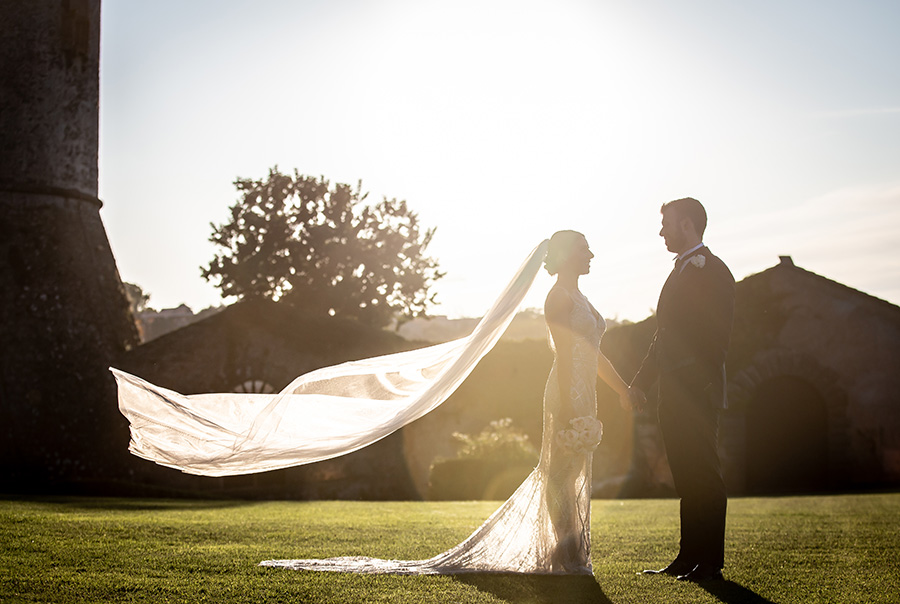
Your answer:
[0,0,139,489]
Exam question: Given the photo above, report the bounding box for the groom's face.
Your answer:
[659,210,688,254]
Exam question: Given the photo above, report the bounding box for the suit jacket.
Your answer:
[633,246,735,408]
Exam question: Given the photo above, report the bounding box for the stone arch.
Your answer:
[725,349,851,493]
[232,379,275,394]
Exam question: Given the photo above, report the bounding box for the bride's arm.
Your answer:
[596,354,627,396]
[596,354,633,409]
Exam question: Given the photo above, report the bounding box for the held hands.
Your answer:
[620,386,646,412]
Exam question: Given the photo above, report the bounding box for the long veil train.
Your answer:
[113,238,598,575]
[112,240,548,476]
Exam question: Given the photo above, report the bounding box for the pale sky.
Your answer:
[99,0,900,322]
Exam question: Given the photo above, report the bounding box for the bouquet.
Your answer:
[555,416,603,455]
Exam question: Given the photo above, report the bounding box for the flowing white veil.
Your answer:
[112,240,550,477]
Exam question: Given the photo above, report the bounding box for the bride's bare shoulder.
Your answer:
[544,285,574,321]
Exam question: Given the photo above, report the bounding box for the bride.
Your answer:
[112,231,633,575]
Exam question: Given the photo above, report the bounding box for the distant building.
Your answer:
[398,308,620,343]
[397,315,479,342]
[136,304,224,342]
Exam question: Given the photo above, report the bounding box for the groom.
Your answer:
[631,197,735,582]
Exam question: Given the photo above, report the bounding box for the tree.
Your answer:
[202,167,444,328]
[123,282,152,314]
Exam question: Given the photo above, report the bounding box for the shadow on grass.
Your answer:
[701,579,779,604]
[453,573,612,604]
[10,496,254,512]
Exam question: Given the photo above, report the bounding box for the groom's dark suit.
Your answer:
[633,245,735,570]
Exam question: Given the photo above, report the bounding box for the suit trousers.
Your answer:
[658,366,727,569]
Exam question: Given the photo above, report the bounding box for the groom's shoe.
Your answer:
[642,559,696,576]
[676,563,723,582]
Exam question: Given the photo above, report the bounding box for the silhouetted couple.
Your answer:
[113,197,734,583]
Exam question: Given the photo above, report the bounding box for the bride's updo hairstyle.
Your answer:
[544,230,584,276]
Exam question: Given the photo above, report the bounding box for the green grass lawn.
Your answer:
[1,493,897,603]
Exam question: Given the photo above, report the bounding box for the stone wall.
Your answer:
[1,0,101,196]
[726,259,900,490]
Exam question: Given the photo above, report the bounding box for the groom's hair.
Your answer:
[661,197,707,237]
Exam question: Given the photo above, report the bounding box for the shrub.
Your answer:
[428,418,539,500]
[451,417,539,464]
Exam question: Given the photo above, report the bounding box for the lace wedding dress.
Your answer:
[112,240,605,575]
[261,288,605,575]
